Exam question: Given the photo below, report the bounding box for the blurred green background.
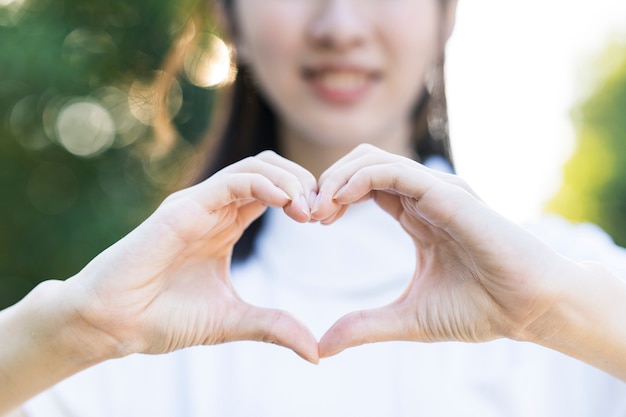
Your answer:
[546,42,626,245]
[0,0,219,308]
[1,0,625,309]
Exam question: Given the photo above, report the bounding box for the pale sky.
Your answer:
[446,0,626,223]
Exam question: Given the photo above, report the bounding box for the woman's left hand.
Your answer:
[312,144,567,357]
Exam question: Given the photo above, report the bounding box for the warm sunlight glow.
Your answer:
[128,74,183,126]
[184,34,234,88]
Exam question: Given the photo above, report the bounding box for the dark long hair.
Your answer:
[191,0,455,261]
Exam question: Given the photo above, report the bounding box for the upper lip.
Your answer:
[301,63,382,80]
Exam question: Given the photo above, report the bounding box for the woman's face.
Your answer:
[233,0,457,152]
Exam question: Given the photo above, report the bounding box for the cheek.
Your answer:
[235,6,311,123]
[383,1,441,54]
[382,8,442,98]
[236,3,305,74]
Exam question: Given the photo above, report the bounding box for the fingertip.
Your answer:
[332,183,349,201]
[320,217,338,226]
[283,194,311,223]
[298,195,311,220]
[317,204,349,226]
[310,191,324,217]
[276,187,292,202]
[318,332,347,359]
[308,190,318,208]
[296,337,320,364]
[317,314,360,358]
[243,306,320,364]
[293,337,320,364]
[310,191,339,221]
[319,306,403,358]
[259,182,292,207]
[285,320,320,364]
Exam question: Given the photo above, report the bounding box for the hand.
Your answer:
[313,144,566,357]
[66,151,320,363]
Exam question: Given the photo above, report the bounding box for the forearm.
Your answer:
[0,280,117,416]
[525,259,626,381]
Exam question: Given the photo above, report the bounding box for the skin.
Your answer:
[231,0,626,380]
[234,0,457,176]
[0,152,321,415]
[309,144,626,383]
[2,0,626,415]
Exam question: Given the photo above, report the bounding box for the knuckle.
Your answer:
[256,150,278,160]
[357,143,387,157]
[355,143,377,154]
[241,155,257,166]
[358,143,375,151]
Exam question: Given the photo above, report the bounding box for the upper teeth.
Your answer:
[318,72,368,90]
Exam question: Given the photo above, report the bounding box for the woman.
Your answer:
[2,0,626,416]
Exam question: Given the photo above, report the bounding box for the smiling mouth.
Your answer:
[302,67,380,104]
[307,70,369,90]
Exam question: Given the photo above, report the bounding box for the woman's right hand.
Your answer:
[65,151,319,363]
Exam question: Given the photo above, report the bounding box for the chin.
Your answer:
[304,128,378,149]
[297,116,383,144]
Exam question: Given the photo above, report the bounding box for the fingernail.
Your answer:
[333,183,349,200]
[311,192,323,214]
[299,195,310,218]
[279,189,292,201]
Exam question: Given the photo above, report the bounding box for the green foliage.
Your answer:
[0,0,215,308]
[547,42,626,247]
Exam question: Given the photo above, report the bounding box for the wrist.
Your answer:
[59,276,133,362]
[23,279,121,368]
[0,279,120,413]
[521,260,602,343]
[519,259,626,379]
[512,256,578,345]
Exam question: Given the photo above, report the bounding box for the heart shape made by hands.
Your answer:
[84,146,549,365]
[233,199,417,358]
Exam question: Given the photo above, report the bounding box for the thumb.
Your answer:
[233,303,320,364]
[318,304,412,358]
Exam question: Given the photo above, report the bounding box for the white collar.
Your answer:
[248,156,450,295]
[254,200,415,295]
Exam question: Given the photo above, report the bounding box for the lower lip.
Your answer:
[306,77,374,106]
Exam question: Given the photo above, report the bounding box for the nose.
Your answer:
[307,0,369,51]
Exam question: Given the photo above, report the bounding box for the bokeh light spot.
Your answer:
[92,86,146,147]
[10,94,51,151]
[56,100,115,157]
[42,95,68,142]
[128,73,183,125]
[62,28,116,64]
[184,34,234,88]
[0,0,26,25]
